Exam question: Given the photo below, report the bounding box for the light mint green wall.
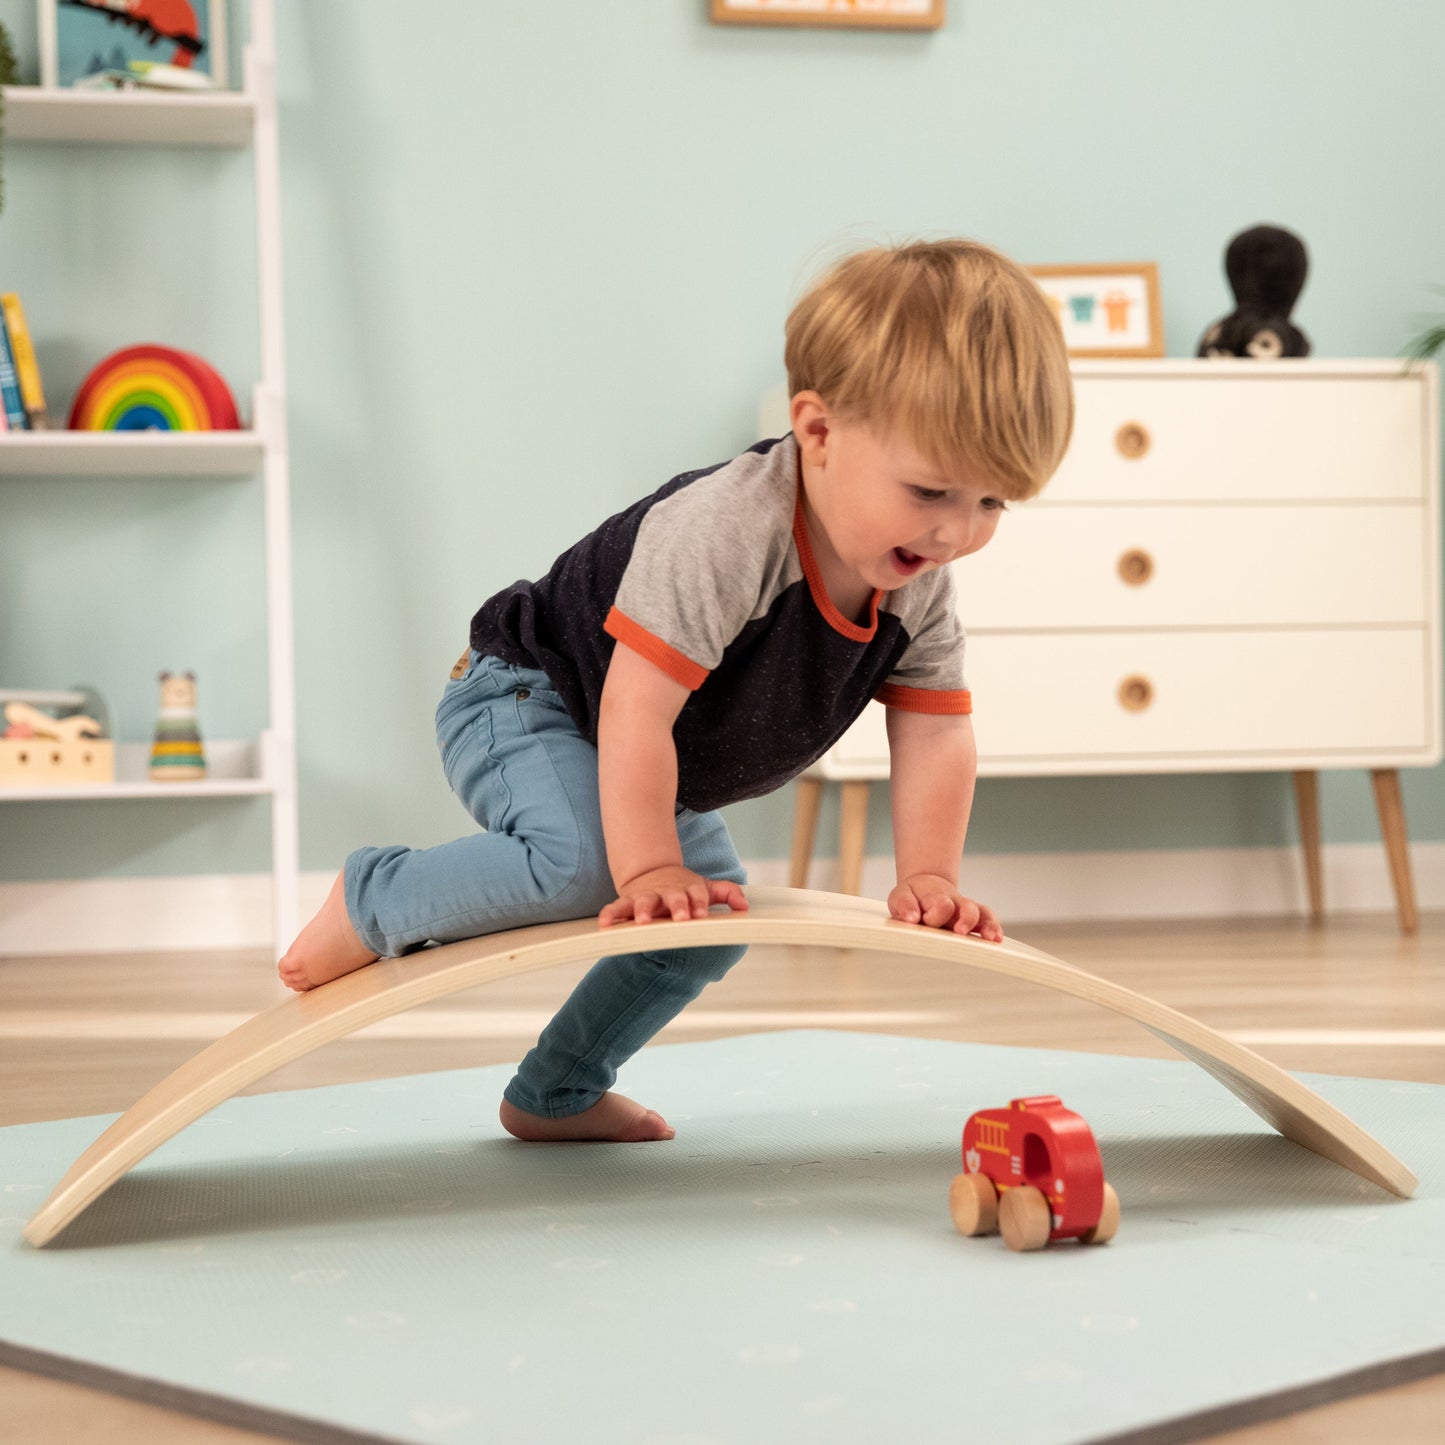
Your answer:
[2,0,1442,885]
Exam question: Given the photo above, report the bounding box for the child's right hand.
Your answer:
[599,866,749,927]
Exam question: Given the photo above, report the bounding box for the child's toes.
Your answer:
[277,958,310,992]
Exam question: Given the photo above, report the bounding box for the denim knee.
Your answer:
[545,850,615,919]
[695,941,748,983]
[639,940,748,994]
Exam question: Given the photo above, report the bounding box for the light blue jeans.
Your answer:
[344,651,748,1118]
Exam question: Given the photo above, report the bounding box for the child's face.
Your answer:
[792,394,1008,593]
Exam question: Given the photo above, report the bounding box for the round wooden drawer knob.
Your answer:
[1115,422,1151,460]
[1118,675,1154,712]
[1117,548,1154,586]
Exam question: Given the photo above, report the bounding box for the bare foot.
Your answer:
[277,871,378,992]
[499,1091,674,1143]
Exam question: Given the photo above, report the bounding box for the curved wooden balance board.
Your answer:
[24,886,1416,1246]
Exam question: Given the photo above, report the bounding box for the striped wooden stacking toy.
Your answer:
[149,671,207,782]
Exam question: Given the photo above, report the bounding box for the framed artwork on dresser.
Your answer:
[1029,262,1165,358]
[711,0,945,30]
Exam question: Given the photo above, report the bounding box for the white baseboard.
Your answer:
[2,843,1441,954]
[776,841,1445,924]
[0,873,332,957]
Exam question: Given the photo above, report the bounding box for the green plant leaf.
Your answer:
[0,20,16,218]
[1405,323,1445,363]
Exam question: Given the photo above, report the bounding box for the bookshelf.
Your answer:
[0,0,299,949]
[1,84,255,146]
[0,429,264,475]
[0,738,270,802]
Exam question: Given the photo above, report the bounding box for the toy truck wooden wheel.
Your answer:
[998,1184,1052,1252]
[1080,1181,1120,1246]
[948,1171,999,1236]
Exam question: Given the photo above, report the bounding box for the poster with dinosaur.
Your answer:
[41,0,228,89]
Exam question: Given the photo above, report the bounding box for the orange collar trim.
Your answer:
[792,478,881,643]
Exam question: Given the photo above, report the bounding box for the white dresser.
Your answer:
[782,361,1442,931]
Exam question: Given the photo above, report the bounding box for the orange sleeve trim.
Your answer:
[604,607,710,691]
[876,684,972,715]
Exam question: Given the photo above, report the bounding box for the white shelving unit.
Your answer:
[0,0,300,949]
[3,84,255,147]
[0,739,272,802]
[0,429,265,475]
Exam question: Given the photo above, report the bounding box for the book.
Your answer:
[0,294,48,430]
[0,311,27,431]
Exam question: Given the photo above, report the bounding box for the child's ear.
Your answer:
[789,390,832,463]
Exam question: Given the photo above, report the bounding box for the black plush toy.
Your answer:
[1197,224,1311,359]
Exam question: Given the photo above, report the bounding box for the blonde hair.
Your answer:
[784,238,1074,500]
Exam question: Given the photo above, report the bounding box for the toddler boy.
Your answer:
[279,237,1074,1144]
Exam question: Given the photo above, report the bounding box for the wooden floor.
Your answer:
[2,908,1442,1444]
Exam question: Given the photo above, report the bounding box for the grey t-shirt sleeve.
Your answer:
[877,564,971,708]
[605,450,793,690]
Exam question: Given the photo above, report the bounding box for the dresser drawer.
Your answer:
[966,628,1433,766]
[1052,374,1428,503]
[819,626,1436,777]
[957,504,1428,629]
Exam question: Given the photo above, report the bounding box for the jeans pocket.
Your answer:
[440,698,511,828]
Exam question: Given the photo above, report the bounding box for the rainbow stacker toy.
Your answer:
[68,344,240,432]
[949,1095,1120,1251]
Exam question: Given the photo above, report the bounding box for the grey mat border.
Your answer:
[0,1339,405,1445]
[3,1336,1442,1445]
[1088,1348,1445,1445]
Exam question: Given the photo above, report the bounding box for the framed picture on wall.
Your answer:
[38,0,228,89]
[711,0,944,31]
[1028,263,1165,359]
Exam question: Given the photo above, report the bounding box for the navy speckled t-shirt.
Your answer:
[468,433,971,814]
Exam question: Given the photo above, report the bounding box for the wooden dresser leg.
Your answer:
[1291,770,1325,923]
[838,781,870,896]
[789,777,825,890]
[1370,769,1419,936]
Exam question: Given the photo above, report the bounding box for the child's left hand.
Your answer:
[888,874,1003,942]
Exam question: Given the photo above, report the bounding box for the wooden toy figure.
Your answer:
[949,1095,1119,1251]
[3,700,101,743]
[149,670,207,781]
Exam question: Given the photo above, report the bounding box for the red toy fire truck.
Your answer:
[949,1095,1120,1251]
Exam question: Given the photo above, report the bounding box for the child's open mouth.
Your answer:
[891,547,927,577]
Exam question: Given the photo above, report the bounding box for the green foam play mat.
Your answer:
[1,1030,1441,1444]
